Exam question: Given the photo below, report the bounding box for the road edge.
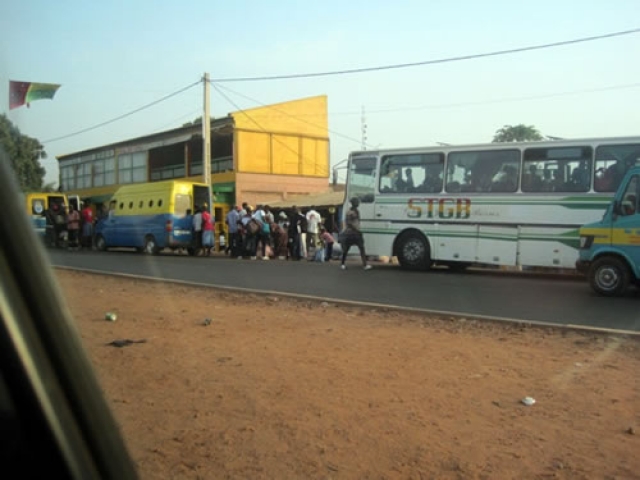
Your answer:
[53,265,640,338]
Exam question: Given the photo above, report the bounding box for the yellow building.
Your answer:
[57,95,330,229]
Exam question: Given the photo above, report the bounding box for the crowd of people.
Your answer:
[44,200,94,251]
[46,196,373,270]
[219,198,372,270]
[221,203,334,262]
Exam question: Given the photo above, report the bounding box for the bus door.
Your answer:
[100,200,118,246]
[612,173,640,265]
[27,194,48,238]
[171,192,193,246]
[346,155,377,229]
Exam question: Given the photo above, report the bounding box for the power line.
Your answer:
[211,82,369,147]
[334,82,640,116]
[211,27,640,82]
[211,83,330,176]
[42,80,200,144]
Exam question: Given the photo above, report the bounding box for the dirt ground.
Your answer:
[56,269,640,480]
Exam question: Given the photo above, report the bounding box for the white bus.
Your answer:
[343,137,640,270]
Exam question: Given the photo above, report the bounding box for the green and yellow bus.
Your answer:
[343,136,640,271]
[577,165,640,296]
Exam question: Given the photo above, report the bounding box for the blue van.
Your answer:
[94,180,211,254]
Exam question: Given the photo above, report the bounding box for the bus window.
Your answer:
[524,146,592,192]
[347,156,376,203]
[619,175,639,216]
[193,185,210,210]
[379,153,443,194]
[594,144,640,193]
[380,153,444,193]
[446,149,520,193]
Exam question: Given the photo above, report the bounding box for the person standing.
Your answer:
[299,209,308,259]
[66,204,81,251]
[340,197,372,271]
[192,205,203,256]
[264,205,275,225]
[270,221,289,260]
[252,205,271,260]
[201,203,214,256]
[239,202,248,217]
[81,201,94,249]
[241,206,258,259]
[226,205,241,257]
[324,207,337,236]
[287,206,302,260]
[278,211,289,230]
[305,205,320,258]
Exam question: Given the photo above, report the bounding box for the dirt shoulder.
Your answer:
[56,269,640,480]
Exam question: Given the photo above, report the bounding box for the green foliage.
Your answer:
[0,114,46,191]
[492,124,544,143]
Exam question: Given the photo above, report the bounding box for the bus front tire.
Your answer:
[143,235,159,255]
[95,235,107,252]
[588,256,630,297]
[396,232,431,271]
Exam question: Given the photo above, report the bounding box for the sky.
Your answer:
[2,0,640,185]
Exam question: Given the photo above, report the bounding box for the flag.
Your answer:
[9,80,61,110]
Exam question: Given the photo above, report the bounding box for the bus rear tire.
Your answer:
[396,231,431,271]
[588,256,630,297]
[143,235,159,255]
[95,235,107,252]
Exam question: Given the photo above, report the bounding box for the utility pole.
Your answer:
[202,72,212,203]
[361,105,367,150]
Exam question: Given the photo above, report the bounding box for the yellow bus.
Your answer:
[25,192,80,246]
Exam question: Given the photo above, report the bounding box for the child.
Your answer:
[313,235,325,262]
[320,227,335,262]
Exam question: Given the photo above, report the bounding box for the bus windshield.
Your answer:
[346,156,377,203]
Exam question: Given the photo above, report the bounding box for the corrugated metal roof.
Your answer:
[267,190,345,209]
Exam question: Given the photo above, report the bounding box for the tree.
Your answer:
[0,114,47,191]
[492,124,543,143]
[182,116,215,127]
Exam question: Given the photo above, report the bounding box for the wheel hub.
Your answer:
[597,266,619,290]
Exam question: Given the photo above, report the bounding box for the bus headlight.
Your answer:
[579,235,594,249]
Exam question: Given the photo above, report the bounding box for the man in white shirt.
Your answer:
[252,205,270,260]
[192,205,203,256]
[226,205,241,256]
[306,206,320,258]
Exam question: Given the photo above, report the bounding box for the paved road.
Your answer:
[48,250,640,332]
